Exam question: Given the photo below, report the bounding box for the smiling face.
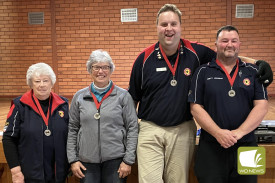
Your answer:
[91,62,112,88]
[216,30,241,60]
[31,75,53,100]
[157,11,181,54]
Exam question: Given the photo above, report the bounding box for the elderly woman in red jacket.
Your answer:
[2,62,69,183]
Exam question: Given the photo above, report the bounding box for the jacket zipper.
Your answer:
[41,120,45,179]
[98,108,102,162]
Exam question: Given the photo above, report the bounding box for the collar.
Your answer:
[91,81,112,95]
[83,83,117,100]
[208,57,246,69]
[155,39,184,60]
[20,90,66,114]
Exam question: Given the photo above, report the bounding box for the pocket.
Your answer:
[139,120,149,132]
[185,120,197,139]
[121,130,126,151]
[77,130,82,153]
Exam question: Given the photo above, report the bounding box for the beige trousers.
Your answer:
[137,120,196,183]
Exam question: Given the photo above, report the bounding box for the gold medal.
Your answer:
[94,112,100,119]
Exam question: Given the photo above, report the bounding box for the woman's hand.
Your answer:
[117,161,131,178]
[11,166,24,183]
[71,161,86,179]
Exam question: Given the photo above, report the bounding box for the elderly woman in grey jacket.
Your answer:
[67,49,138,183]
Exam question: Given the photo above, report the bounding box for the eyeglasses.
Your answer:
[92,65,111,72]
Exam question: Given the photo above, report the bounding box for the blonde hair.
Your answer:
[156,4,182,25]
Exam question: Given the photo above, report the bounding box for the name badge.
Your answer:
[156,67,167,72]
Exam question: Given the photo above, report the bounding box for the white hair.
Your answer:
[26,62,56,87]
[86,49,115,74]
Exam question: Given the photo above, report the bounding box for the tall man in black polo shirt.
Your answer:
[129,4,272,183]
[188,25,268,183]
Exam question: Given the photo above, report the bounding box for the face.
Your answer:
[215,30,241,59]
[91,62,111,87]
[157,11,181,50]
[31,75,53,100]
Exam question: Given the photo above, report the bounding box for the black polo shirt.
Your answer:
[188,59,268,142]
[128,39,216,127]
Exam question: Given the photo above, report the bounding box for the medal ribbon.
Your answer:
[216,59,239,88]
[32,92,50,127]
[159,42,181,77]
[89,83,115,110]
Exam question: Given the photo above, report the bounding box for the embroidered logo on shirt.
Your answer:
[243,78,251,86]
[3,122,9,132]
[184,68,191,76]
[59,111,64,117]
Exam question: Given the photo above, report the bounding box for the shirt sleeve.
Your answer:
[2,135,20,169]
[121,92,138,165]
[128,52,145,103]
[3,103,21,137]
[188,65,207,105]
[254,74,268,100]
[2,103,21,169]
[67,93,81,164]
[192,43,216,65]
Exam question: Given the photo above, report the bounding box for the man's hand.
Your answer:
[214,129,237,148]
[231,129,245,141]
[256,60,273,87]
[11,166,24,183]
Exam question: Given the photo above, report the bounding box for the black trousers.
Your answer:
[194,139,257,183]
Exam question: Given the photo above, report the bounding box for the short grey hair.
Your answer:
[157,4,182,25]
[86,49,115,74]
[26,62,56,87]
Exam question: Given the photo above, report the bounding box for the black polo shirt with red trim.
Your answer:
[128,39,216,127]
[188,59,268,142]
